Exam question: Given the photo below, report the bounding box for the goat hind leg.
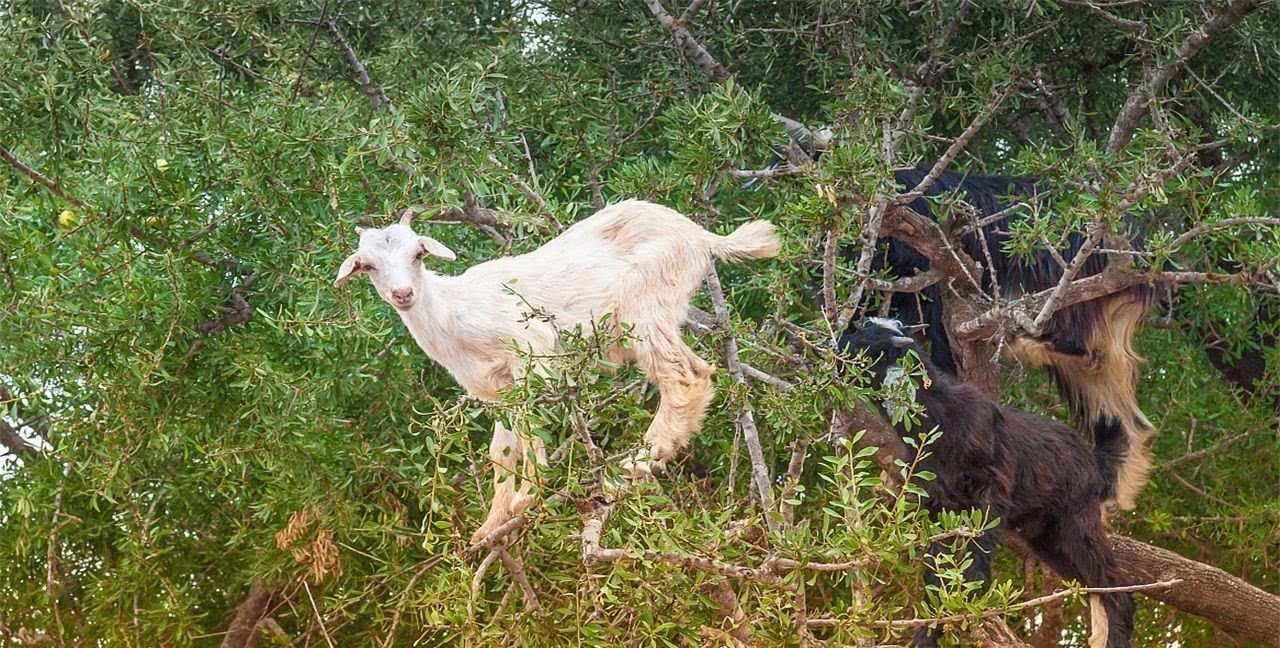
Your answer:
[632,330,714,472]
[1027,516,1134,648]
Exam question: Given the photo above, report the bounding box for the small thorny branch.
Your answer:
[806,579,1181,630]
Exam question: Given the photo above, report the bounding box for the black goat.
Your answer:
[857,167,1157,516]
[840,317,1135,648]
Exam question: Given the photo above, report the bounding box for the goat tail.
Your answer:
[1089,590,1137,648]
[709,220,780,262]
[1089,595,1109,648]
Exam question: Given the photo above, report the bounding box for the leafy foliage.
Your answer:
[1,1,1277,646]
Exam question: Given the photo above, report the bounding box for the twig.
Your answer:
[821,217,840,326]
[469,549,503,618]
[1059,0,1145,29]
[290,0,331,102]
[778,436,809,525]
[895,82,1021,205]
[400,193,513,247]
[0,146,86,209]
[1165,217,1280,252]
[486,154,565,231]
[1160,431,1251,472]
[729,164,802,180]
[324,20,393,111]
[705,267,777,531]
[302,581,336,648]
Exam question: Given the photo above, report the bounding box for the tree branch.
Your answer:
[895,82,1021,205]
[0,419,38,460]
[641,0,730,82]
[1111,535,1280,647]
[0,145,86,209]
[1106,0,1257,153]
[324,20,392,111]
[834,412,1280,644]
[705,267,777,531]
[486,154,564,232]
[220,581,272,648]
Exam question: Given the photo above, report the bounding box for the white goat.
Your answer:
[335,200,779,540]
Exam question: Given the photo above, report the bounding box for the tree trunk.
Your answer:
[221,581,273,648]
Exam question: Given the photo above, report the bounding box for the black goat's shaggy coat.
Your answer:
[855,167,1157,515]
[840,318,1135,648]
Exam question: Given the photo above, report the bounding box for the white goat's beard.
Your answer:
[882,365,917,420]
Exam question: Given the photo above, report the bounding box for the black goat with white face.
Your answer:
[840,318,1135,648]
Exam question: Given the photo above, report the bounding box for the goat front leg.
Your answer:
[474,421,526,543]
[913,518,1000,648]
[513,429,546,515]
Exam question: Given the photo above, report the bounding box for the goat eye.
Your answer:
[414,249,426,261]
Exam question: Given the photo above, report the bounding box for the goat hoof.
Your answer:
[619,457,656,480]
[471,518,511,545]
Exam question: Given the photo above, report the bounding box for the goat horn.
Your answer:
[902,324,929,333]
[398,208,417,227]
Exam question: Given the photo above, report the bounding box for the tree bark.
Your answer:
[221,581,273,648]
[1110,535,1280,647]
[0,420,38,459]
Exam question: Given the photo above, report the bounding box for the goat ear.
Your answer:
[334,252,364,287]
[418,236,457,261]
[890,336,915,348]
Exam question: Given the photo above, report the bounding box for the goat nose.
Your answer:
[391,287,414,302]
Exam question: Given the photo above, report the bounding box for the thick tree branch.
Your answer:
[0,419,38,459]
[955,264,1277,342]
[1,390,49,459]
[220,581,273,648]
[493,547,541,613]
[642,0,730,82]
[1028,152,1198,333]
[808,580,1179,630]
[701,580,751,646]
[834,413,1280,644]
[1111,535,1280,647]
[1106,0,1257,153]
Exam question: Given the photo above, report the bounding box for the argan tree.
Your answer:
[2,1,1278,646]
